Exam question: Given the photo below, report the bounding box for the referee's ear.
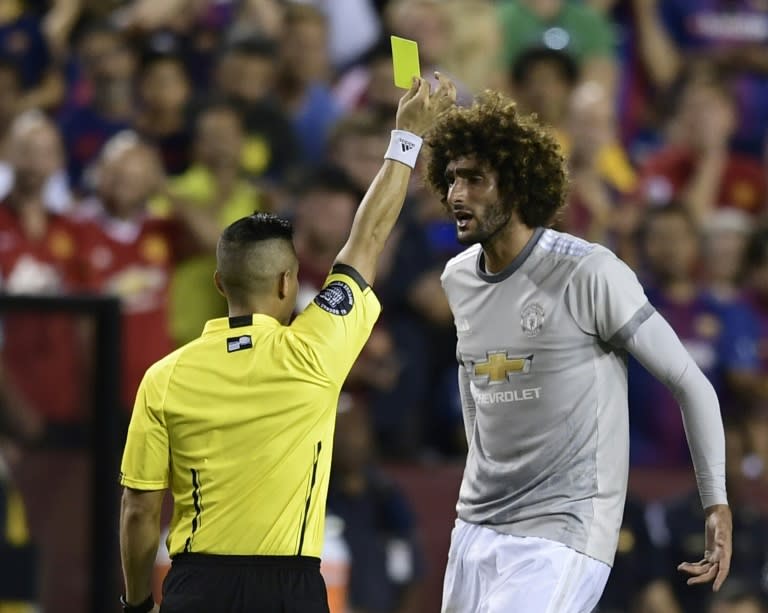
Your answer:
[277,270,291,300]
[214,271,226,297]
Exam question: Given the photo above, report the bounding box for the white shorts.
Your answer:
[441,519,611,613]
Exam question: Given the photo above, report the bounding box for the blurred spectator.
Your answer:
[326,396,424,613]
[564,81,638,247]
[77,133,177,409]
[744,225,768,375]
[637,73,766,223]
[59,23,136,188]
[43,0,206,54]
[298,0,380,70]
[633,0,768,157]
[654,427,768,613]
[498,0,617,94]
[159,102,264,346]
[385,0,451,78]
[741,225,768,478]
[292,164,363,311]
[276,3,342,165]
[628,205,759,467]
[0,1,63,111]
[334,39,402,116]
[510,46,579,134]
[228,0,285,41]
[442,0,503,93]
[0,111,72,214]
[328,112,393,199]
[598,497,680,613]
[0,110,85,438]
[214,34,301,180]
[0,103,89,613]
[708,581,768,613]
[136,51,193,176]
[509,48,636,247]
[78,132,218,407]
[703,210,753,305]
[384,0,474,103]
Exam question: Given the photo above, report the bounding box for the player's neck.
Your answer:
[481,220,535,274]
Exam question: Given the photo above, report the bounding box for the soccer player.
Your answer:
[117,74,456,613]
[427,91,732,612]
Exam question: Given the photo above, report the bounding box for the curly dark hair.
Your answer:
[424,90,567,228]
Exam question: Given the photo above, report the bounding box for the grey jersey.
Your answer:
[441,228,655,566]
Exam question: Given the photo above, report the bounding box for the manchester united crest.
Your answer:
[521,303,545,337]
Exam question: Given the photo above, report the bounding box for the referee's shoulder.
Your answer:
[142,340,198,387]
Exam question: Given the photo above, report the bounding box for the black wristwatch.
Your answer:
[120,594,155,613]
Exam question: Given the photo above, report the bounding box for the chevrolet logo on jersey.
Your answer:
[471,351,533,383]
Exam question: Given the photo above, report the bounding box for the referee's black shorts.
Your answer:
[160,553,330,613]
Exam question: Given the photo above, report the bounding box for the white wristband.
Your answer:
[384,130,423,169]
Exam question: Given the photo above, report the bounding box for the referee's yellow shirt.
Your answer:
[119,265,381,558]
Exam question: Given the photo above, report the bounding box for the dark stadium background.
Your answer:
[0,1,767,612]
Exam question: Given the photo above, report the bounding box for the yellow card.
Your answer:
[390,35,421,89]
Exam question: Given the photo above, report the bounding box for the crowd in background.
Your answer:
[0,0,767,612]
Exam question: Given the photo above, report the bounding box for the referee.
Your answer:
[118,74,456,613]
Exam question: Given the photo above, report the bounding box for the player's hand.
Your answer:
[150,605,160,613]
[677,504,732,591]
[395,72,456,136]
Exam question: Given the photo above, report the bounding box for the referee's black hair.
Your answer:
[217,213,296,303]
[220,212,294,246]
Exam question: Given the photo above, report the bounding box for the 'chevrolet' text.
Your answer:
[473,387,542,404]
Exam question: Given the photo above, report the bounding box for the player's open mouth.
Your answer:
[454,210,473,231]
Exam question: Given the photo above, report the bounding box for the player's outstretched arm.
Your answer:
[335,73,456,286]
[624,312,732,592]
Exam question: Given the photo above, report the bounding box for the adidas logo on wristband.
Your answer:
[385,130,423,169]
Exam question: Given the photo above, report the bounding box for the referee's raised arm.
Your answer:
[336,73,457,286]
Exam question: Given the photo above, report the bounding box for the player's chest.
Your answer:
[451,282,587,371]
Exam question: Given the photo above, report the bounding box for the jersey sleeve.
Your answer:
[119,369,170,490]
[289,264,382,387]
[566,250,655,347]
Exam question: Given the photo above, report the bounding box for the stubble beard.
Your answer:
[457,199,513,247]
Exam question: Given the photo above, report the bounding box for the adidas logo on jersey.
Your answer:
[399,139,416,152]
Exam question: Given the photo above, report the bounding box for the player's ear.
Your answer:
[213,270,226,297]
[277,270,291,300]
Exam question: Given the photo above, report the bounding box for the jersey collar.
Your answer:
[476,226,545,284]
[202,314,280,335]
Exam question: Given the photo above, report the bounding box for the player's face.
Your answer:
[445,156,510,245]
